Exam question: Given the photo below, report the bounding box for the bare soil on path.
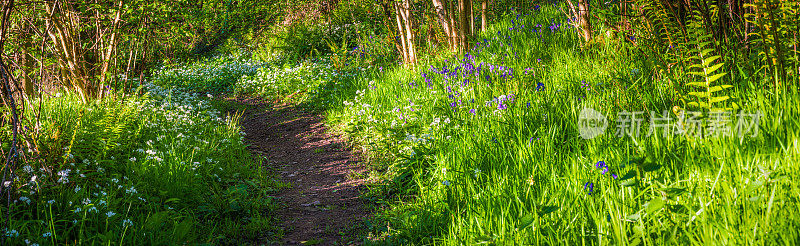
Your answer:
[231,97,370,245]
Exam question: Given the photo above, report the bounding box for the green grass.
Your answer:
[12,3,795,245]
[308,6,799,246]
[1,83,282,244]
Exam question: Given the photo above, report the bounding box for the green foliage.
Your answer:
[684,10,735,111]
[211,4,800,245]
[151,52,266,93]
[0,85,281,244]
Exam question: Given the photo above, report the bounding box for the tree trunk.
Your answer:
[394,0,416,66]
[469,0,474,36]
[458,0,472,52]
[449,0,458,52]
[481,0,487,32]
[45,2,91,102]
[394,2,409,64]
[431,0,454,51]
[401,0,416,65]
[577,0,592,42]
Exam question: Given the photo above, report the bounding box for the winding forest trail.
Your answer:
[232,97,370,245]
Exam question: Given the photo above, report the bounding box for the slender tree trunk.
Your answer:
[469,0,474,36]
[401,0,416,65]
[394,2,409,64]
[481,0,487,31]
[447,0,459,52]
[431,0,454,51]
[577,0,592,42]
[45,2,90,102]
[458,0,472,52]
[394,0,416,66]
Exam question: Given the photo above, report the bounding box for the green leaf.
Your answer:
[703,56,721,66]
[746,179,764,193]
[474,235,494,244]
[711,96,730,103]
[688,101,709,108]
[645,197,665,214]
[686,82,707,87]
[689,91,709,98]
[517,214,536,230]
[619,170,637,180]
[620,179,638,187]
[709,85,733,93]
[706,72,728,83]
[629,237,642,246]
[538,206,560,216]
[700,48,715,56]
[626,212,642,221]
[661,187,688,196]
[706,63,725,74]
[687,71,706,76]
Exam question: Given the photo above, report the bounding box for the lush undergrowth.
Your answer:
[1,81,283,244]
[322,7,800,245]
[197,4,799,246]
[15,2,795,245]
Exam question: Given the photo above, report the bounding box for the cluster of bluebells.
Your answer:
[584,161,619,195]
[335,8,585,183]
[595,161,618,179]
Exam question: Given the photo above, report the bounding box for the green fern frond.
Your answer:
[684,9,735,112]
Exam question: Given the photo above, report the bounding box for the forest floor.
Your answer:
[231,97,371,245]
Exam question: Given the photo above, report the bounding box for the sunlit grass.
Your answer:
[1,82,281,245]
[310,5,800,245]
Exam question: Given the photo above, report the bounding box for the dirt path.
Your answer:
[232,97,370,245]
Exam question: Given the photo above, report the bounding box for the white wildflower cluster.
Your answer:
[2,55,255,241]
[152,52,266,92]
[236,57,356,99]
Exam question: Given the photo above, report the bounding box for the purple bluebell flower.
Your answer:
[595,161,606,169]
[584,181,594,195]
[450,101,458,108]
[497,101,507,110]
[536,82,544,91]
[469,108,476,114]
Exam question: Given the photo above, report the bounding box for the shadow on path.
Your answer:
[231,97,370,245]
